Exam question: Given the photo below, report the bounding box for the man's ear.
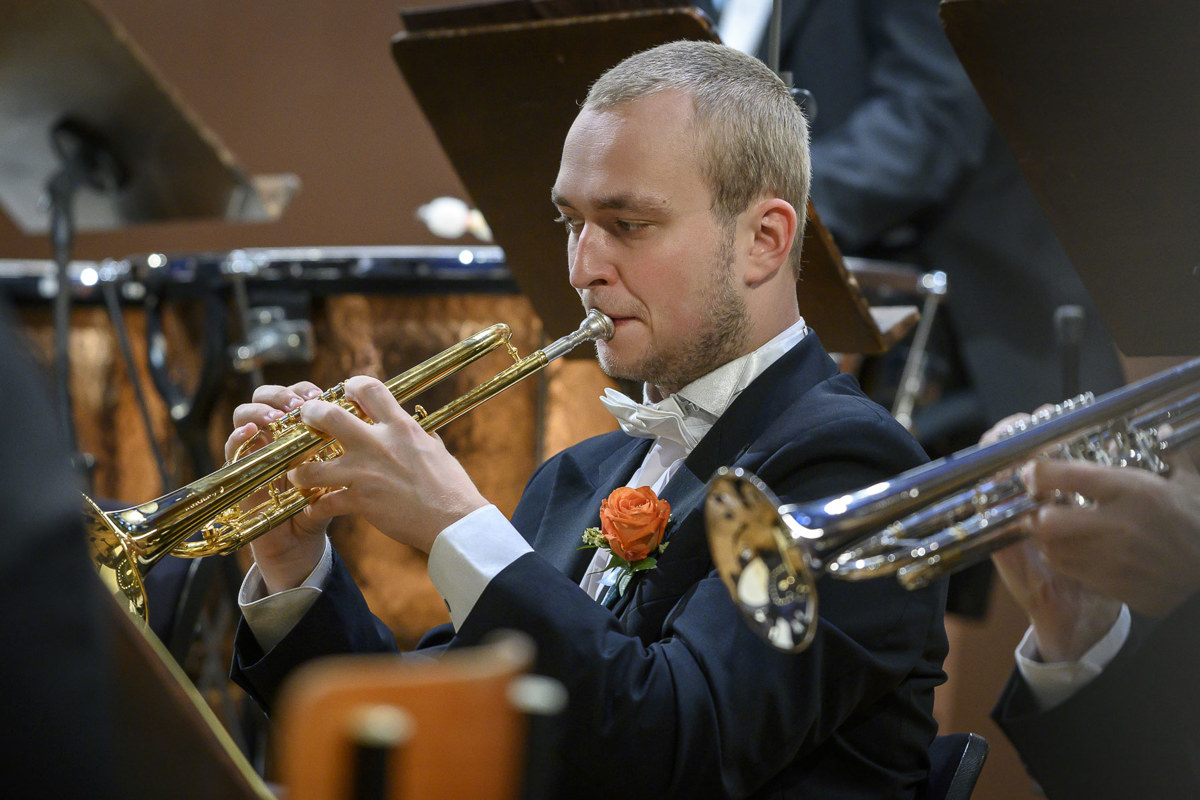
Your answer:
[742,198,798,287]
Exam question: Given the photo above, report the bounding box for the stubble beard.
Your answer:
[596,240,750,394]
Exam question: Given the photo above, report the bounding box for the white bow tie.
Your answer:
[599,388,705,450]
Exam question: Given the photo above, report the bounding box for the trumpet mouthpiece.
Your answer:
[583,309,615,341]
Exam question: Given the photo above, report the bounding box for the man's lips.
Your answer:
[601,316,639,337]
[591,310,635,324]
[586,305,638,332]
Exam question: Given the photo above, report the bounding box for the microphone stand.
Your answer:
[45,118,126,482]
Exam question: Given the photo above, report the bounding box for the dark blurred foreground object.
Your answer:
[103,586,275,799]
[942,0,1200,358]
[0,299,119,795]
[0,299,271,798]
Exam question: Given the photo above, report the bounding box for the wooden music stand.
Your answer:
[940,0,1200,356]
[392,4,914,354]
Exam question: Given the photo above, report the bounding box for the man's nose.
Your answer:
[568,223,617,291]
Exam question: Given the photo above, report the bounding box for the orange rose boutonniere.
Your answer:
[581,486,671,597]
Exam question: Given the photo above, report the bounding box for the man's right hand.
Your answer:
[226,380,333,595]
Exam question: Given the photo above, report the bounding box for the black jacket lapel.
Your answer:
[532,435,652,582]
[607,334,838,618]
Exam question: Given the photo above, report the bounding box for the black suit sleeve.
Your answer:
[231,549,399,709]
[994,594,1200,800]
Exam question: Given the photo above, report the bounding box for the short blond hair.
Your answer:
[585,40,810,276]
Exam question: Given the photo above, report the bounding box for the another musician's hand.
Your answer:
[227,380,330,594]
[992,537,1122,663]
[983,413,1122,662]
[1022,455,1200,620]
[287,375,489,554]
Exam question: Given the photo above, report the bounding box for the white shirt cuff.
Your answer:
[427,504,532,630]
[238,538,333,652]
[1015,604,1132,711]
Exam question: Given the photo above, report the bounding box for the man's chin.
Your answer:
[595,344,646,384]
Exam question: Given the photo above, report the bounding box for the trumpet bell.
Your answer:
[85,494,149,619]
[705,468,819,652]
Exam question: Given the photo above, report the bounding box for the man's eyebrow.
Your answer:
[596,193,667,212]
[549,189,667,212]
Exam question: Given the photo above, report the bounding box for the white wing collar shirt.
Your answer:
[240,319,809,647]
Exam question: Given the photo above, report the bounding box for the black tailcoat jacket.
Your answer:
[234,334,948,798]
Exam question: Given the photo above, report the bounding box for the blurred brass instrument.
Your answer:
[87,309,613,620]
[706,357,1200,652]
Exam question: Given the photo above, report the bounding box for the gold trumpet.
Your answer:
[87,310,614,620]
[706,356,1200,652]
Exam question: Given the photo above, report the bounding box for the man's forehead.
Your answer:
[552,98,704,212]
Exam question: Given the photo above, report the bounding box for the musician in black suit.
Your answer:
[696,0,1125,426]
[229,41,947,798]
[990,448,1200,798]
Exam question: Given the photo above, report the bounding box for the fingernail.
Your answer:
[1018,461,1036,490]
[305,389,321,399]
[268,409,284,420]
[286,398,302,410]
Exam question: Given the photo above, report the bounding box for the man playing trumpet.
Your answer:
[229,41,947,798]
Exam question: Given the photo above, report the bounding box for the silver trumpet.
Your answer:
[705,357,1200,652]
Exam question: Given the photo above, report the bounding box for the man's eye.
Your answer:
[615,220,648,233]
[553,214,581,233]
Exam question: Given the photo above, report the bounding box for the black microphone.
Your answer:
[1055,304,1086,398]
